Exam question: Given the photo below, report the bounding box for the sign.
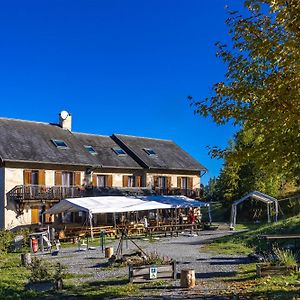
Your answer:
[149,266,157,279]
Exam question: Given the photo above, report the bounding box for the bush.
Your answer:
[0,230,14,253]
[29,257,65,283]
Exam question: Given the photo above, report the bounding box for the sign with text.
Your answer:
[149,266,158,279]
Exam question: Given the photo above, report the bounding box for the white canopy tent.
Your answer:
[230,191,278,229]
[47,195,209,237]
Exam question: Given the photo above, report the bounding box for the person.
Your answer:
[143,216,148,228]
[195,208,202,225]
[179,212,184,225]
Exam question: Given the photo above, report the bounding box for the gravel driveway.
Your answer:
[42,230,249,299]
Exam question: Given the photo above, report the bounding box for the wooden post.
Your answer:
[20,253,31,267]
[105,247,114,258]
[180,269,196,288]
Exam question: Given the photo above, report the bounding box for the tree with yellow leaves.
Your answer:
[190,0,300,179]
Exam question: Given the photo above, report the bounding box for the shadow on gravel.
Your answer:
[195,271,236,279]
[87,278,129,286]
[209,259,249,266]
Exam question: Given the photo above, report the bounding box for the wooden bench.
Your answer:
[260,234,300,250]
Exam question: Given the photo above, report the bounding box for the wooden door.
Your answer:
[24,170,31,185]
[31,208,39,224]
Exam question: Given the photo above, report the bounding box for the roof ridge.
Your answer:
[113,133,173,142]
[0,117,51,126]
[73,131,110,138]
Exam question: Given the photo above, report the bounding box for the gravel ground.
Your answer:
[39,230,250,299]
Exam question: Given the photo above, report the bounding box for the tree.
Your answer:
[190,0,300,178]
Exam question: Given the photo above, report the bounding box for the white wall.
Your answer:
[4,168,31,229]
[0,168,4,228]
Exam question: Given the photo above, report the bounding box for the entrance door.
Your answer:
[31,208,39,224]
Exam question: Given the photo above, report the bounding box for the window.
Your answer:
[31,170,39,185]
[96,175,106,187]
[181,177,188,189]
[128,176,135,187]
[84,145,97,155]
[158,176,167,189]
[112,147,126,156]
[62,172,73,187]
[143,148,156,156]
[51,139,68,149]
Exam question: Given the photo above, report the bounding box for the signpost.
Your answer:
[149,266,158,279]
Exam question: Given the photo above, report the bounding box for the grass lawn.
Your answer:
[0,252,167,299]
[203,215,300,255]
[223,263,300,299]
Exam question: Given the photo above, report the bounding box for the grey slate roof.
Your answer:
[0,118,141,169]
[0,118,206,172]
[112,134,206,172]
[73,133,141,169]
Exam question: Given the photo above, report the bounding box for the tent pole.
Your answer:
[208,204,212,224]
[113,213,116,229]
[89,213,94,240]
[267,203,271,223]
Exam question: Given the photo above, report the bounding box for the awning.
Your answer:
[46,195,209,215]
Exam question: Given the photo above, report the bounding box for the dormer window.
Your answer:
[144,148,156,156]
[112,147,126,156]
[51,139,69,149]
[84,145,97,155]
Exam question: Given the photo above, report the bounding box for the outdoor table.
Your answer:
[261,234,300,250]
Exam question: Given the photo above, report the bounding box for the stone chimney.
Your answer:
[59,111,72,131]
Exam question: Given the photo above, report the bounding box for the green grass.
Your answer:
[0,253,42,299]
[0,253,168,299]
[223,263,300,299]
[203,215,300,255]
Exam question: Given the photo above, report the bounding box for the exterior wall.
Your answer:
[0,168,5,228]
[93,169,145,187]
[4,168,31,229]
[146,172,200,189]
[2,165,201,229]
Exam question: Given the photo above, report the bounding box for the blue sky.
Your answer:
[0,0,243,184]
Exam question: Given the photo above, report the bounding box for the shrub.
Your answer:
[273,248,298,267]
[29,257,65,283]
[0,229,14,253]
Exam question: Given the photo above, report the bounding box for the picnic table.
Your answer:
[260,234,300,250]
[146,223,202,238]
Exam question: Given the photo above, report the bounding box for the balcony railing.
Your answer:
[7,185,201,203]
[154,188,201,198]
[7,185,84,202]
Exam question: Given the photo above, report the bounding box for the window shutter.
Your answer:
[135,176,142,187]
[107,175,113,187]
[92,174,97,187]
[55,171,62,186]
[167,176,172,189]
[123,175,129,187]
[38,170,46,185]
[188,177,193,189]
[23,170,31,185]
[74,172,81,186]
[153,176,159,188]
[177,177,182,189]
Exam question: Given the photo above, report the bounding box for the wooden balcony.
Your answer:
[8,185,202,216]
[154,188,201,199]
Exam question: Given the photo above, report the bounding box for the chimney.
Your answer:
[59,111,72,131]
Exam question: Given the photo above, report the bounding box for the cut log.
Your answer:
[180,269,195,288]
[105,247,114,258]
[20,253,31,267]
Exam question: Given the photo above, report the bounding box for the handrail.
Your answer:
[7,185,201,202]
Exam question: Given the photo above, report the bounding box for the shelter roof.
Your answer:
[46,195,209,215]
